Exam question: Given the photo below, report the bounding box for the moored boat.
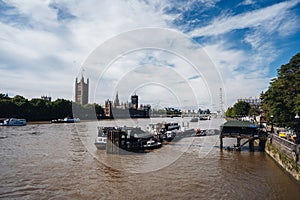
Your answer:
[95,126,162,152]
[193,128,207,137]
[0,118,26,126]
[143,139,162,150]
[199,115,211,120]
[162,130,176,142]
[190,117,199,122]
[94,126,116,150]
[164,122,180,131]
[51,117,80,123]
[94,135,107,150]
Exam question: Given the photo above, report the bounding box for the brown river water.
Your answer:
[0,118,300,199]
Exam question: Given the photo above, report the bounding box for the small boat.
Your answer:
[159,122,180,135]
[190,117,199,122]
[94,135,107,150]
[199,116,210,120]
[146,123,163,135]
[143,139,162,150]
[0,118,26,126]
[193,128,207,137]
[162,130,176,142]
[94,127,116,150]
[51,117,80,123]
[165,122,180,131]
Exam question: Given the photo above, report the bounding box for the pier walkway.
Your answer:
[220,120,267,151]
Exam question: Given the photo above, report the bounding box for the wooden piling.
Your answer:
[258,139,266,152]
[237,138,241,148]
[107,130,121,154]
[249,139,254,151]
[220,136,223,149]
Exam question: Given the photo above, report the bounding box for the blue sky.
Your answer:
[0,0,299,111]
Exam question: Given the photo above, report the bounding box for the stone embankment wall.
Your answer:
[265,134,300,181]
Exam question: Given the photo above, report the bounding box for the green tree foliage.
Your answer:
[0,93,10,100]
[151,109,167,115]
[225,107,235,118]
[94,103,105,117]
[233,101,251,116]
[12,95,27,106]
[248,106,260,116]
[165,107,181,116]
[199,108,211,114]
[0,94,104,121]
[262,53,300,128]
[225,101,251,117]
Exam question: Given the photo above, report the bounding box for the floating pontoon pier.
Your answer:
[220,120,267,151]
[106,127,154,154]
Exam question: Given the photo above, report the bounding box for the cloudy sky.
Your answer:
[1,0,299,111]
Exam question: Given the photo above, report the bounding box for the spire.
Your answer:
[81,67,85,79]
[114,91,120,107]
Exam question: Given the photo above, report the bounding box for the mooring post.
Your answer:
[249,139,254,151]
[220,136,223,149]
[258,139,266,151]
[237,138,241,148]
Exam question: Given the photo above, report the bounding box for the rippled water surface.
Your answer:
[0,118,299,199]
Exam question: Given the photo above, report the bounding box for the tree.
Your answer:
[94,103,104,116]
[0,93,10,100]
[233,101,251,117]
[249,106,260,116]
[0,94,105,121]
[262,53,300,128]
[12,95,27,106]
[225,107,235,118]
[165,107,181,116]
[199,108,211,114]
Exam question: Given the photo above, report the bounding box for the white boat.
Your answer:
[143,139,162,150]
[199,116,211,120]
[163,130,176,142]
[51,117,80,123]
[94,136,107,150]
[94,127,116,150]
[0,118,26,126]
[146,123,163,135]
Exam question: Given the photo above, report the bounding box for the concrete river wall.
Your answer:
[265,133,300,181]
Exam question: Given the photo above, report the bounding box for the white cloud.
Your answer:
[188,0,299,37]
[82,28,223,110]
[0,0,172,100]
[239,0,255,6]
[186,0,299,108]
[0,0,299,111]
[202,41,271,108]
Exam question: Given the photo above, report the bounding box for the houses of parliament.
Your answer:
[104,92,151,118]
[75,76,89,105]
[74,76,150,118]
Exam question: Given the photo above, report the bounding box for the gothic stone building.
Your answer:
[75,76,89,105]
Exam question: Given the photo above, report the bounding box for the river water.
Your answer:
[0,117,300,199]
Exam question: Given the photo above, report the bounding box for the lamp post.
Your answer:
[270,115,274,133]
[295,114,300,144]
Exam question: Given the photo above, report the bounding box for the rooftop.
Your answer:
[221,120,258,128]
